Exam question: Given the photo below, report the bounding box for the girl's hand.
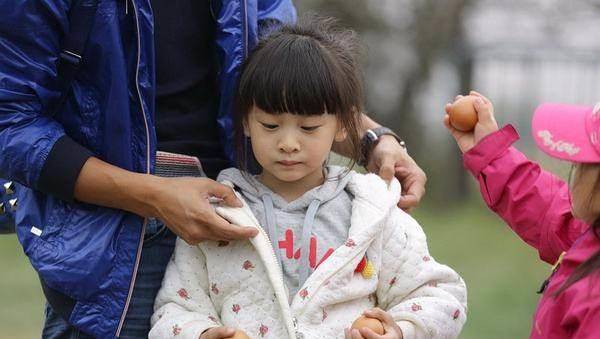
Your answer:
[344,308,404,339]
[200,326,236,339]
[444,91,499,153]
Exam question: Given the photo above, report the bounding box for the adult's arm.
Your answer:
[0,1,255,243]
[74,158,257,244]
[257,0,297,27]
[0,1,91,200]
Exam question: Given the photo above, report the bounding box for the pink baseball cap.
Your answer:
[532,102,600,163]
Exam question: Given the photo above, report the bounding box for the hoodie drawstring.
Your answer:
[299,199,321,287]
[262,194,283,267]
[261,195,322,289]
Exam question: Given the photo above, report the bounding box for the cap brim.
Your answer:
[532,103,598,163]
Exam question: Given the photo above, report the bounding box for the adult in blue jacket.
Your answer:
[0,1,426,338]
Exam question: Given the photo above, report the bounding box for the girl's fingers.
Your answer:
[443,115,464,139]
[364,308,394,324]
[469,90,491,104]
[444,103,452,114]
[473,98,494,122]
[351,328,366,339]
[202,327,236,339]
[358,327,385,339]
[443,114,452,129]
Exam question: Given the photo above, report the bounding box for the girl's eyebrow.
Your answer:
[300,114,327,121]
[253,111,277,119]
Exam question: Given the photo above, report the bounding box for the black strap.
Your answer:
[51,0,99,116]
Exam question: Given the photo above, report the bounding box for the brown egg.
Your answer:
[449,95,479,132]
[351,315,385,335]
[226,330,250,339]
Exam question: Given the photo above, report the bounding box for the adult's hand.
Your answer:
[74,158,258,245]
[366,135,427,212]
[150,176,258,244]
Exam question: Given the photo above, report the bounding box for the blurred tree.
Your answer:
[296,0,384,30]
[297,0,474,202]
[390,0,473,202]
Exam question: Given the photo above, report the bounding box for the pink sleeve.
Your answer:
[462,125,588,264]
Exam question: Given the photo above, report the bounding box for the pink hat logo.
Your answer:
[532,102,600,163]
[536,130,581,156]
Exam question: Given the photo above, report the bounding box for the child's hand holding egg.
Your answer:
[200,327,249,339]
[444,91,500,153]
[448,95,479,132]
[351,315,385,335]
[345,308,405,338]
[226,330,249,339]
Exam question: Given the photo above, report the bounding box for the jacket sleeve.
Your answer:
[257,0,297,31]
[0,0,93,202]
[150,238,222,339]
[463,125,588,264]
[376,208,468,339]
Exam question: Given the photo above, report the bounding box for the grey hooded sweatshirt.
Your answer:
[217,166,354,299]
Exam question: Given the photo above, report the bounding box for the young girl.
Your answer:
[444,91,600,338]
[150,16,467,339]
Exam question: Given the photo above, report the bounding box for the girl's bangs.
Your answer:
[238,34,355,117]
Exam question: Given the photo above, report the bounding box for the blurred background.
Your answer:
[2,0,600,338]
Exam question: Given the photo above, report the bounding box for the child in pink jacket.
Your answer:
[444,91,600,339]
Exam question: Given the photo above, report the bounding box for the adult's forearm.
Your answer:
[74,157,161,218]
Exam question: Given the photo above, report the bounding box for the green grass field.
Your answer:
[0,234,45,339]
[0,199,548,339]
[413,200,548,339]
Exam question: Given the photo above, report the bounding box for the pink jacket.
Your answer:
[463,125,600,339]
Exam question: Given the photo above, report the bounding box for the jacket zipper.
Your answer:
[115,0,151,336]
[251,206,302,338]
[247,207,381,338]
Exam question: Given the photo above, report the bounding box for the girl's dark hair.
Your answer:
[554,165,600,296]
[234,14,364,171]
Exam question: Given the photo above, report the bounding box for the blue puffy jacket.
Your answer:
[0,0,295,337]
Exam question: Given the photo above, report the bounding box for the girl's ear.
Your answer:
[334,126,348,142]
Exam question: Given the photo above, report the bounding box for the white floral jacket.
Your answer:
[150,172,467,339]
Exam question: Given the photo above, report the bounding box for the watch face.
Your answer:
[366,129,378,143]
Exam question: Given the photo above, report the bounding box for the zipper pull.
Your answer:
[536,278,550,294]
[125,0,129,15]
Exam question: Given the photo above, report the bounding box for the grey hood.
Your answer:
[217,165,354,292]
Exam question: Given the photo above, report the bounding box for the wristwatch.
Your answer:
[359,126,406,166]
